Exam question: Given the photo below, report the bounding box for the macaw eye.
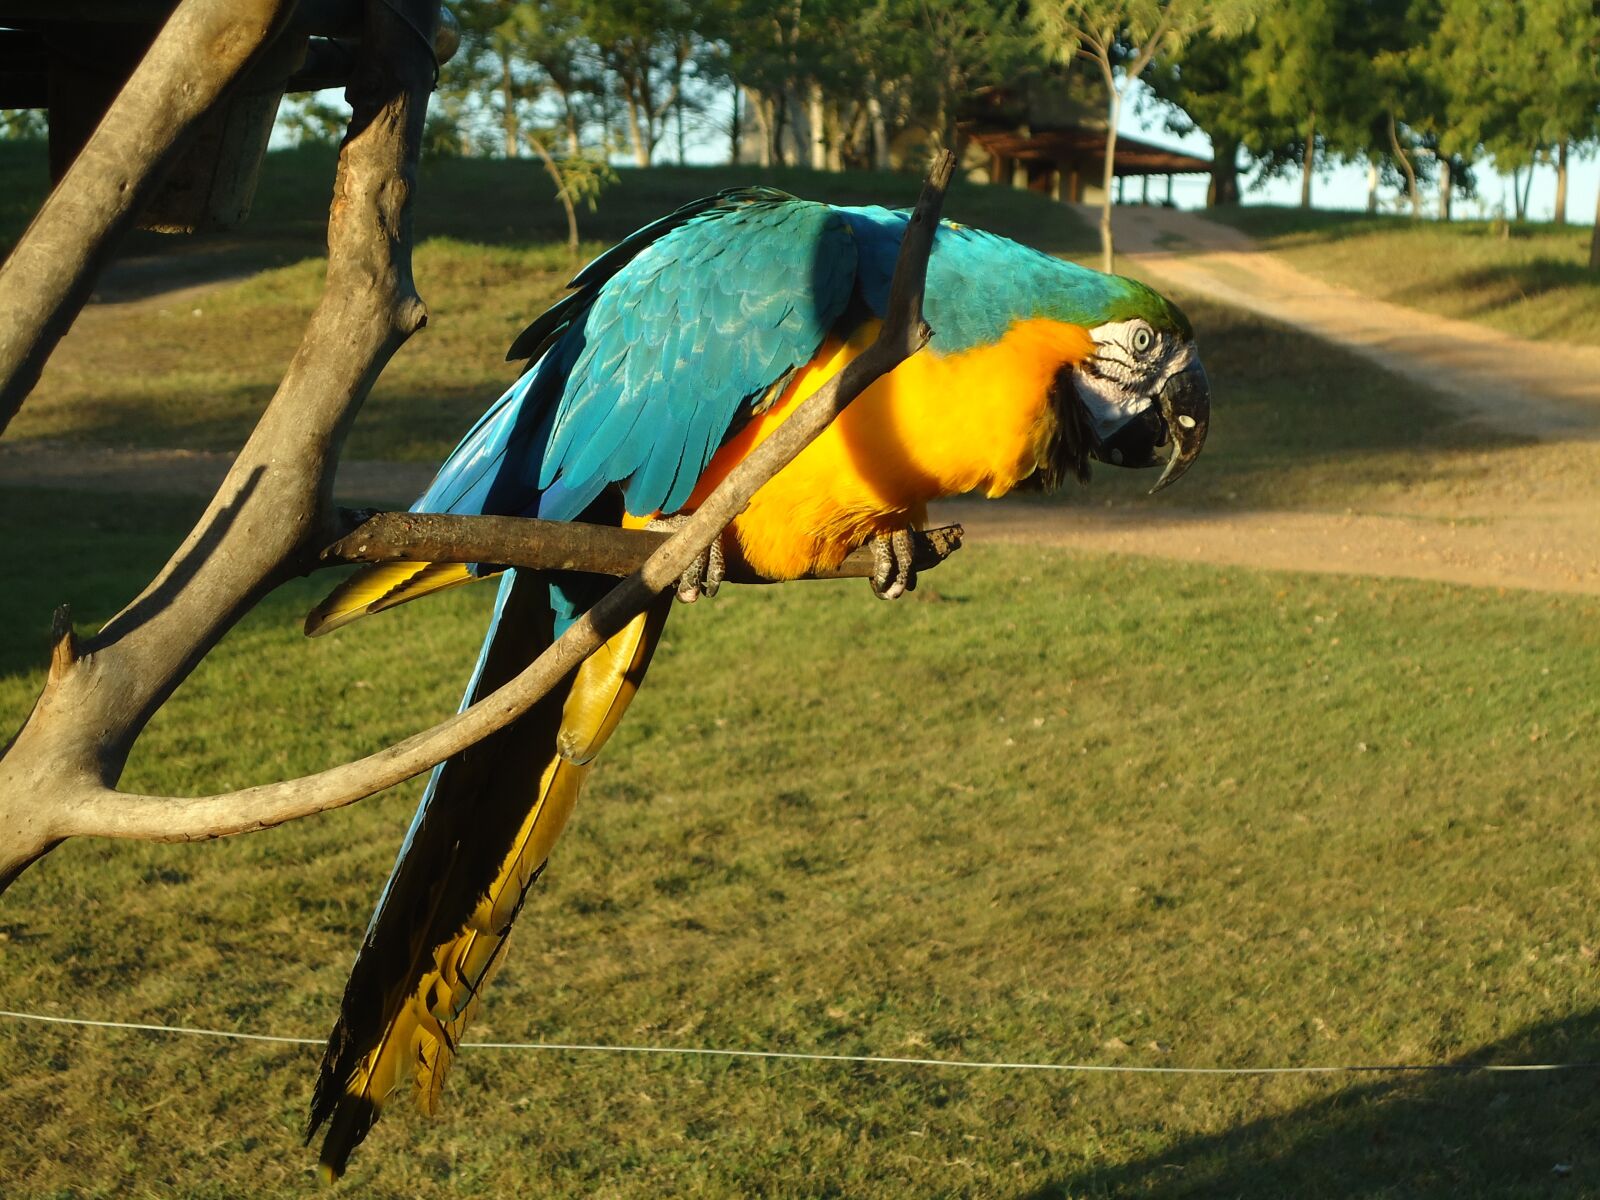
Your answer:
[1131,327,1154,354]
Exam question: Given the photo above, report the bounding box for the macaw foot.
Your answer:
[646,515,725,603]
[871,528,918,600]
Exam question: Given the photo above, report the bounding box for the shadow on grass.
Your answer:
[0,488,207,679]
[1199,204,1398,244]
[1393,260,1599,326]
[1022,1008,1600,1198]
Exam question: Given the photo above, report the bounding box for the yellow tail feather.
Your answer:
[305,561,484,637]
[316,596,669,1176]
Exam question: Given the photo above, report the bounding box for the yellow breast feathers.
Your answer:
[680,317,1097,579]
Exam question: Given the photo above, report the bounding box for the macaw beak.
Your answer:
[1149,359,1210,493]
[1090,359,1211,493]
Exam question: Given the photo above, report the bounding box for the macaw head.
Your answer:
[1067,281,1210,493]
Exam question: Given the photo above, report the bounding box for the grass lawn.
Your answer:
[1206,205,1600,347]
[3,488,1600,1197]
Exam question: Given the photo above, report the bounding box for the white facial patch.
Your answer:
[1071,320,1193,440]
[1072,320,1153,439]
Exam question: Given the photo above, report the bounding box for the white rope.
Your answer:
[0,1007,1591,1076]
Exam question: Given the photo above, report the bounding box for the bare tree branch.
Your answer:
[320,511,965,585]
[0,0,441,891]
[46,150,959,848]
[0,0,297,434]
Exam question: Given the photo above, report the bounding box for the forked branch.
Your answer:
[49,150,958,845]
[0,0,440,892]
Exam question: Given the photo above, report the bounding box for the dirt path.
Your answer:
[1095,204,1600,440]
[931,499,1600,597]
[7,211,1600,597]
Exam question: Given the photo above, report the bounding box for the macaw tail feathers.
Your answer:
[304,561,481,638]
[307,572,670,1179]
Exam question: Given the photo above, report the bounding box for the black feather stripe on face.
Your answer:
[1027,365,1093,491]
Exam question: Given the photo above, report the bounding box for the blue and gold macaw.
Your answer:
[304,188,1210,1176]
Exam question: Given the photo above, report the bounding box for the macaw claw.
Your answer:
[871,528,918,600]
[647,516,726,602]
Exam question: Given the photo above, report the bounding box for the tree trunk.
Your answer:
[773,90,790,167]
[622,86,650,167]
[564,99,580,157]
[1209,134,1240,207]
[840,101,866,169]
[1387,113,1419,218]
[807,79,826,170]
[1555,140,1569,226]
[1300,110,1315,208]
[1438,158,1451,221]
[499,49,518,159]
[743,87,770,167]
[867,92,888,170]
[528,135,579,259]
[1100,83,1120,272]
[729,86,741,165]
[1366,157,1379,213]
[674,56,686,165]
[1511,165,1526,220]
[1521,157,1534,220]
[1590,179,1600,268]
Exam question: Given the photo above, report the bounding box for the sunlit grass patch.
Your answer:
[1209,205,1600,347]
[3,487,1599,1197]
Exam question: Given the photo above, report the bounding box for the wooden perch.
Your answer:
[34,150,955,848]
[0,0,440,890]
[0,7,959,888]
[321,511,966,585]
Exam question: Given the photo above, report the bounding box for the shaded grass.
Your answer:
[0,140,1093,285]
[1205,205,1600,346]
[4,487,1600,1197]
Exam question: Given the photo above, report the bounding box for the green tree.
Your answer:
[1430,0,1600,232]
[1246,0,1352,209]
[1142,24,1294,207]
[1031,0,1260,271]
[276,95,348,147]
[436,1,617,246]
[586,0,698,166]
[888,0,1030,159]
[0,111,46,140]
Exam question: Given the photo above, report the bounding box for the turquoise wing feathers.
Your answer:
[414,189,859,526]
